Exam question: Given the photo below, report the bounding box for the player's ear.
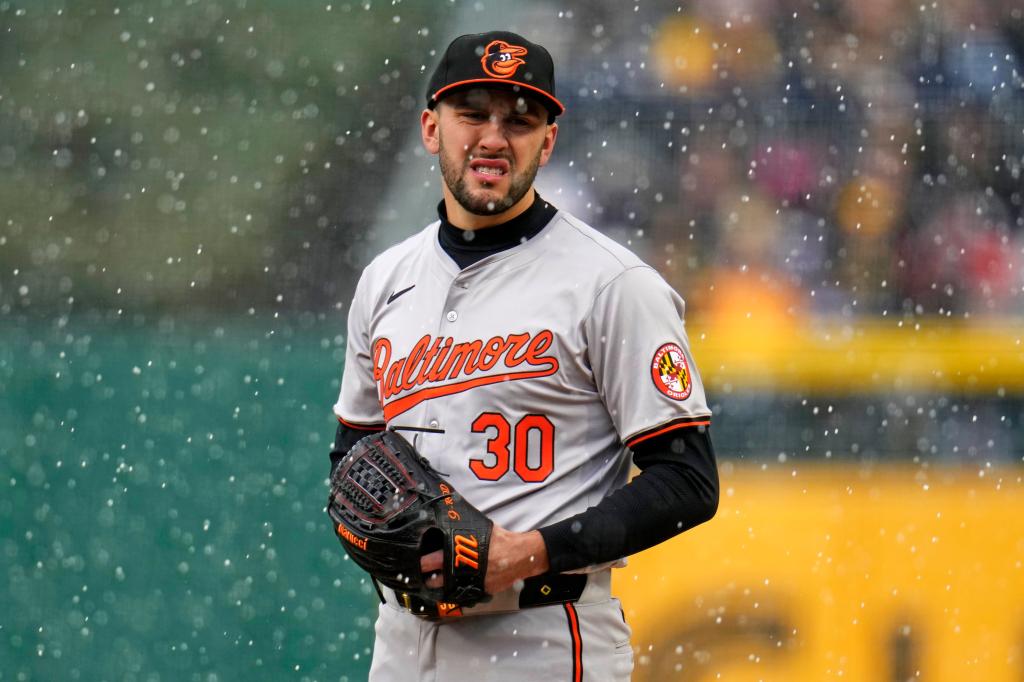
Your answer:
[421,108,440,155]
[538,122,558,168]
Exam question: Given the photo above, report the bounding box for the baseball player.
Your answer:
[329,31,719,681]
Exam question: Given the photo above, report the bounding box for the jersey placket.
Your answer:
[424,271,473,460]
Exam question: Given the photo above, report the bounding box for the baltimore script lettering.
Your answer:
[371,330,560,419]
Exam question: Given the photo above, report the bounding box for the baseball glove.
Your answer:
[327,429,493,611]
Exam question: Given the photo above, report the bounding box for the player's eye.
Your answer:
[508,116,535,129]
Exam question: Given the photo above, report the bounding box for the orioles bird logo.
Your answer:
[481,40,528,79]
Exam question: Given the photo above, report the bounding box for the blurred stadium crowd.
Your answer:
[534,0,1024,324]
[1,1,1022,321]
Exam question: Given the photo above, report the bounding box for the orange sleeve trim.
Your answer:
[336,416,386,432]
[626,419,711,449]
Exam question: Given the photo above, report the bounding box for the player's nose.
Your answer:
[477,116,510,152]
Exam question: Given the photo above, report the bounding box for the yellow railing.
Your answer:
[691,317,1024,393]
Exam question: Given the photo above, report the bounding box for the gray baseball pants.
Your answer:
[367,596,634,681]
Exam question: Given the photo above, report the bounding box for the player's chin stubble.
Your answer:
[438,137,542,216]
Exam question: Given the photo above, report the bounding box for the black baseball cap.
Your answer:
[426,31,565,120]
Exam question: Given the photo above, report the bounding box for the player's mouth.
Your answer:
[468,158,510,183]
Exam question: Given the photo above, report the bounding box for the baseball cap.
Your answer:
[426,31,565,121]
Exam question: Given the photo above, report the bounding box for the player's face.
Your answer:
[422,89,558,217]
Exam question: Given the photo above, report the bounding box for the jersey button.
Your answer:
[445,310,458,322]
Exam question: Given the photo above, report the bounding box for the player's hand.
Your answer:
[420,524,550,596]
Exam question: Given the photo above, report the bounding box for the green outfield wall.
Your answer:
[1,318,376,681]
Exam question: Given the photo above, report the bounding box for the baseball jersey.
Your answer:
[334,210,711,532]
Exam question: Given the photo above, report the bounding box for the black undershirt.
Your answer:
[329,194,719,573]
[436,193,558,269]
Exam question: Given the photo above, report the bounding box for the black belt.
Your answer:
[379,573,589,619]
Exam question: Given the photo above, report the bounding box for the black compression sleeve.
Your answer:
[329,421,385,476]
[537,426,719,573]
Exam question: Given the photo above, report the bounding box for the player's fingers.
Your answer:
[420,549,443,573]
[420,549,444,588]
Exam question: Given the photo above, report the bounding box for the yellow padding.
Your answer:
[691,317,1024,393]
[616,464,1024,681]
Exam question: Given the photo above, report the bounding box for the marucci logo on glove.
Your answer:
[453,534,481,570]
[336,524,369,550]
[372,331,560,420]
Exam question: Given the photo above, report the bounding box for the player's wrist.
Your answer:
[518,530,550,578]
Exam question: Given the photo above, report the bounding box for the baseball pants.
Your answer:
[367,596,634,681]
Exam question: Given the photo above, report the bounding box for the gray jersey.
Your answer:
[334,211,710,533]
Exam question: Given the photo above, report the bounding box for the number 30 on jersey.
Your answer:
[469,412,554,483]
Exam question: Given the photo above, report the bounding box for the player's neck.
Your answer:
[442,188,536,231]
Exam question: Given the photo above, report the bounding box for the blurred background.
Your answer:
[1,0,1022,680]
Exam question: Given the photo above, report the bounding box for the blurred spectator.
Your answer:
[899,192,1021,315]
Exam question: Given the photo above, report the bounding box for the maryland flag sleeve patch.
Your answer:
[650,342,692,401]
